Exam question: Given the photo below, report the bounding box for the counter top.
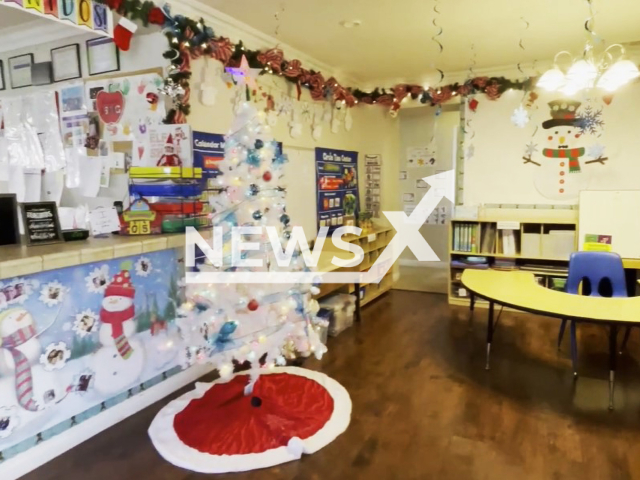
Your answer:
[0,234,188,280]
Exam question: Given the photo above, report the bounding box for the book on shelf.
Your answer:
[493,257,518,271]
[520,264,568,274]
[480,223,496,254]
[500,229,518,256]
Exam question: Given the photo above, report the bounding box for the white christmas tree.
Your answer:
[178,102,327,391]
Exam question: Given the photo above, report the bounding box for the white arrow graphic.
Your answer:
[363,169,454,284]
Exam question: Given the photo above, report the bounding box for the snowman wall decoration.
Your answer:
[91,268,145,395]
[0,308,65,412]
[522,100,608,201]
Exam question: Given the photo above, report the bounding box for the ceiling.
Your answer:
[205,0,640,85]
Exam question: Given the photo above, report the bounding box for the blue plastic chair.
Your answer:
[557,251,627,376]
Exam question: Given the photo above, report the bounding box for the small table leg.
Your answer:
[609,323,618,410]
[485,301,494,370]
[469,292,475,330]
[354,282,361,322]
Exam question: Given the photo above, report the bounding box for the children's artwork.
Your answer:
[0,250,183,456]
[136,125,193,167]
[85,72,165,143]
[315,148,359,229]
[59,84,87,116]
[406,146,436,168]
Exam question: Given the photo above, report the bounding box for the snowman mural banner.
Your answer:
[523,100,607,201]
[0,250,183,459]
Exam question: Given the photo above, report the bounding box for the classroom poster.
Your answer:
[315,148,359,230]
[193,131,225,179]
[135,125,193,167]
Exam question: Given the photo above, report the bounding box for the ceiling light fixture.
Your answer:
[538,2,639,94]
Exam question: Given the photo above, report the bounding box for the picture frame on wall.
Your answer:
[8,53,34,89]
[0,60,5,91]
[51,44,82,82]
[86,37,120,76]
[0,194,20,246]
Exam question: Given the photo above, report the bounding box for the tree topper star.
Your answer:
[225,55,261,90]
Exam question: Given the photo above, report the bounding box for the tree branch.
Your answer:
[585,156,609,165]
[522,156,541,166]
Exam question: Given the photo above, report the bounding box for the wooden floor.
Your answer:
[23,290,640,480]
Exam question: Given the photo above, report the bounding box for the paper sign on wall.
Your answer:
[89,207,120,236]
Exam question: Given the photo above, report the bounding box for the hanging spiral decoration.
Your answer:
[517,16,529,75]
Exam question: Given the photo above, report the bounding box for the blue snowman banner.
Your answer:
[0,250,183,459]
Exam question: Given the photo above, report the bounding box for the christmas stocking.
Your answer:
[114,17,138,52]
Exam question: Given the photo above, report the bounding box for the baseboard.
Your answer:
[0,364,215,480]
[399,260,447,268]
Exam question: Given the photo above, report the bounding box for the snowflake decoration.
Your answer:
[135,257,153,277]
[511,105,530,128]
[524,142,539,156]
[86,265,110,294]
[278,95,293,116]
[0,406,19,439]
[73,309,99,338]
[466,144,475,160]
[587,143,606,159]
[39,281,66,307]
[70,369,95,395]
[577,106,604,135]
[40,342,71,372]
[0,278,35,309]
[300,102,312,123]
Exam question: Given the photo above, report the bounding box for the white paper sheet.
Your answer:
[24,169,42,202]
[89,207,120,236]
[8,166,26,202]
[78,157,101,197]
[41,170,65,204]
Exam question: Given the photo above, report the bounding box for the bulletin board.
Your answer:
[315,147,359,232]
[578,190,640,259]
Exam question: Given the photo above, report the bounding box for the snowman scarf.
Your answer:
[542,147,585,173]
[1,324,40,412]
[100,306,135,360]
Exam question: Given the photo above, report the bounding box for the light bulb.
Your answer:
[597,59,640,92]
[537,68,565,91]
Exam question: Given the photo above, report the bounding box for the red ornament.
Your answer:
[148,7,165,25]
[262,171,272,182]
[248,299,259,311]
[603,94,614,106]
[468,98,479,112]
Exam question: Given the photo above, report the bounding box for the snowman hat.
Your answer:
[543,100,582,129]
[105,270,135,298]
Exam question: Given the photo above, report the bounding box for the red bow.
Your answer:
[257,48,284,73]
[376,95,394,106]
[484,83,501,100]
[284,59,302,78]
[210,38,234,65]
[361,96,373,104]
[429,87,453,105]
[472,76,489,89]
[392,85,409,103]
[457,84,472,96]
[308,72,326,101]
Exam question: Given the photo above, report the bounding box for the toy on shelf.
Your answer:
[119,198,162,235]
[126,167,211,234]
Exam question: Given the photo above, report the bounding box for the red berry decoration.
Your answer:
[248,299,259,311]
[263,171,272,182]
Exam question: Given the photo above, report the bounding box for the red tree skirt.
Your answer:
[148,367,352,473]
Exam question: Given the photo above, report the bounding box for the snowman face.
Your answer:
[547,126,582,150]
[0,309,33,337]
[102,295,133,312]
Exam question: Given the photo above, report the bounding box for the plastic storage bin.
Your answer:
[319,293,356,337]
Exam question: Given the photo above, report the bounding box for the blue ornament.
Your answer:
[254,139,264,149]
[272,153,288,166]
[248,184,260,196]
[253,210,263,220]
[247,151,261,167]
[280,214,290,225]
[212,321,238,346]
[195,303,209,313]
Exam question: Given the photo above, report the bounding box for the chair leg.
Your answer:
[558,319,568,350]
[619,326,632,355]
[570,321,578,378]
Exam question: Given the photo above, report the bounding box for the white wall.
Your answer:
[463,83,640,206]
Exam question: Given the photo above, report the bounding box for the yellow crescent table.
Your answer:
[461,269,640,409]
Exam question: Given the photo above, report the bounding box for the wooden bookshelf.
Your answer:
[448,216,577,308]
[314,225,396,307]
